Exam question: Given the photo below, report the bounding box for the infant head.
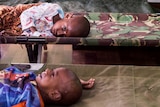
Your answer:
[36,67,82,106]
[51,15,90,37]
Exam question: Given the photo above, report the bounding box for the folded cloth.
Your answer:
[0,66,44,107]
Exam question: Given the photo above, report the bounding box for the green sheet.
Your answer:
[1,64,160,107]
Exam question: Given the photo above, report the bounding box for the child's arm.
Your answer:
[80,78,95,89]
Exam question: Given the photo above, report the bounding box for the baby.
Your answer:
[20,2,90,62]
[51,12,90,37]
[20,2,90,37]
[0,66,95,107]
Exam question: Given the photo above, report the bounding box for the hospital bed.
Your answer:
[0,63,160,107]
[1,4,160,65]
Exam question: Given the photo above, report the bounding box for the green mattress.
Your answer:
[85,12,160,47]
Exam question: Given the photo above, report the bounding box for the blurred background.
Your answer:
[0,0,157,13]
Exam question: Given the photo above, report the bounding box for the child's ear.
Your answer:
[49,90,62,101]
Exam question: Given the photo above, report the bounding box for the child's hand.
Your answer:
[80,78,95,89]
[65,12,84,19]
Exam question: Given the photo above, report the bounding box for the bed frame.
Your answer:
[1,12,160,65]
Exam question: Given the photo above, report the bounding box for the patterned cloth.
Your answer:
[0,3,41,36]
[20,3,64,37]
[0,66,44,107]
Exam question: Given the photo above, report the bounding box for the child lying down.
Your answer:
[0,66,95,107]
[19,2,91,63]
[20,2,90,37]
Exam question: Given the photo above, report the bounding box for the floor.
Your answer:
[1,44,160,66]
[0,44,72,64]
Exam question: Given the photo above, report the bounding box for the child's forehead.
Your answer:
[53,67,68,72]
[53,68,71,76]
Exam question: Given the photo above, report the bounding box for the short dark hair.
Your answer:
[77,16,90,37]
[67,16,90,37]
[46,68,83,106]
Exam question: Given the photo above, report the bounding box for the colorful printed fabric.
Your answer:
[20,3,64,37]
[0,3,41,36]
[0,66,44,107]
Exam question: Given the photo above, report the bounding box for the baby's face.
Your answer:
[36,68,72,92]
[51,18,81,37]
